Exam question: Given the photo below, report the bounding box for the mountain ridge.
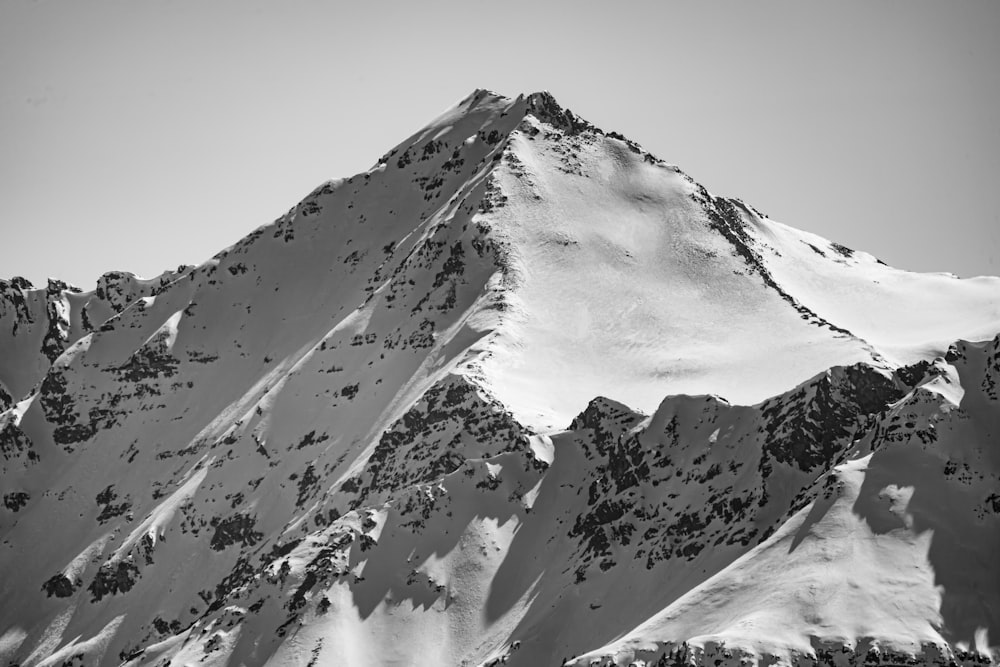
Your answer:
[0,88,997,667]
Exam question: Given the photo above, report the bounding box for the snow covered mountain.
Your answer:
[1,89,998,667]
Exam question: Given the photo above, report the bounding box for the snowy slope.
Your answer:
[0,89,997,667]
[0,268,191,403]
[468,105,999,428]
[572,337,1000,667]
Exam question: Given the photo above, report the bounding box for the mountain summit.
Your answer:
[1,89,998,667]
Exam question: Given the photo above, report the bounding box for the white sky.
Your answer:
[2,0,999,288]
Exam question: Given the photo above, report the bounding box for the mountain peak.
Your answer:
[447,88,593,137]
[1,89,998,667]
[521,89,592,133]
[461,88,564,109]
[523,89,560,108]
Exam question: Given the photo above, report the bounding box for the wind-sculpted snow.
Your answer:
[1,89,998,667]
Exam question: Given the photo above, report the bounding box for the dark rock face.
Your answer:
[0,383,12,412]
[116,345,179,383]
[88,561,141,602]
[41,573,77,598]
[95,485,132,523]
[524,92,594,135]
[0,277,37,338]
[569,397,644,458]
[3,491,28,512]
[759,365,903,472]
[41,279,76,363]
[39,367,98,448]
[346,376,532,508]
[210,513,263,551]
[0,420,34,464]
[595,641,996,667]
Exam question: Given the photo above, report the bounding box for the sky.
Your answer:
[2,0,999,289]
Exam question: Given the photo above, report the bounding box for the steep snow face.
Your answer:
[466,104,1000,428]
[0,89,998,667]
[751,218,1000,365]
